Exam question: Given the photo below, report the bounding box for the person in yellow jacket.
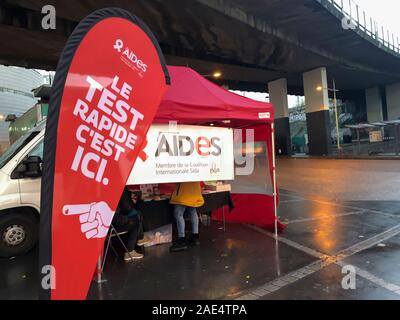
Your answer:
[170,182,204,252]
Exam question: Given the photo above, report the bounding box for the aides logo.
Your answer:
[155,133,222,158]
[113,39,148,74]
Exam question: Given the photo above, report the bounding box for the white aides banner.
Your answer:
[128,124,234,184]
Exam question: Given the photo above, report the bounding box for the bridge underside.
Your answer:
[1,0,400,94]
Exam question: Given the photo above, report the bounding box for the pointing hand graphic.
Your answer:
[63,202,114,239]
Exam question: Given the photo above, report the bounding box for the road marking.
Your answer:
[335,261,400,295]
[279,192,306,203]
[280,199,307,204]
[286,211,362,224]
[310,199,400,219]
[241,222,400,300]
[336,223,400,258]
[247,224,326,259]
[238,259,332,299]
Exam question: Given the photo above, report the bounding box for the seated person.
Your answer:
[169,182,204,252]
[112,187,149,262]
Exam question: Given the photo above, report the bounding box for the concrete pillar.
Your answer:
[268,78,291,155]
[303,67,331,155]
[385,83,400,120]
[366,87,384,122]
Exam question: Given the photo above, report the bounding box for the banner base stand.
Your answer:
[94,276,107,284]
[94,256,107,284]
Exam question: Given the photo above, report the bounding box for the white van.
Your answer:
[0,120,45,257]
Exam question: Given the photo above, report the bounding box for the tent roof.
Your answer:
[154,66,274,127]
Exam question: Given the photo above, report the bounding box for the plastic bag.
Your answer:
[143,224,172,247]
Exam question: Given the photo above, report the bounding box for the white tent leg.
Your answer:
[270,123,281,276]
[270,123,278,239]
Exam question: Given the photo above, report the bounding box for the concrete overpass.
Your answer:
[1,0,400,154]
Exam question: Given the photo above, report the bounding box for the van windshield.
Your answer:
[0,131,40,170]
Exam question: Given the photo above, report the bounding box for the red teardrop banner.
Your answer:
[39,8,170,300]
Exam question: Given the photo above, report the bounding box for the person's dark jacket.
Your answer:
[113,187,139,228]
[117,187,136,215]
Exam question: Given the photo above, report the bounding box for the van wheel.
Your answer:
[0,212,38,257]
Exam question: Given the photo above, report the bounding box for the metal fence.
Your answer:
[333,122,400,156]
[321,0,400,54]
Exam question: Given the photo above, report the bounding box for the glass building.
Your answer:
[0,65,43,154]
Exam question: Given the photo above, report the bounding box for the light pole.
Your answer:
[316,79,341,154]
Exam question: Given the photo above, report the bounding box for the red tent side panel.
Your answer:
[212,125,285,231]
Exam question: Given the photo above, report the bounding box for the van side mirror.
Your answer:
[11,156,43,179]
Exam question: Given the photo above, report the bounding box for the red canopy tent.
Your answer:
[154,66,284,232]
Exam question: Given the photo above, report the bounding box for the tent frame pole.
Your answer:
[270,123,278,238]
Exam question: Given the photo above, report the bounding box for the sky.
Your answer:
[351,0,400,35]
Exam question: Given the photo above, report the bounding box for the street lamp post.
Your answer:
[332,79,341,153]
[202,71,222,79]
[317,79,341,154]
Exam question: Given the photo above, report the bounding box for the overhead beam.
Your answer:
[196,0,400,78]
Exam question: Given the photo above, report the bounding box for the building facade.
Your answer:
[0,65,43,154]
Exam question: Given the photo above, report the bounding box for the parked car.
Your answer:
[0,120,45,257]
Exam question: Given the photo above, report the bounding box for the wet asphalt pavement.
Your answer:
[277,158,400,201]
[1,158,400,300]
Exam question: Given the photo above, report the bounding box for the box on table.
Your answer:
[204,183,231,192]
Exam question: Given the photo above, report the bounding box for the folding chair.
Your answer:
[101,224,134,271]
